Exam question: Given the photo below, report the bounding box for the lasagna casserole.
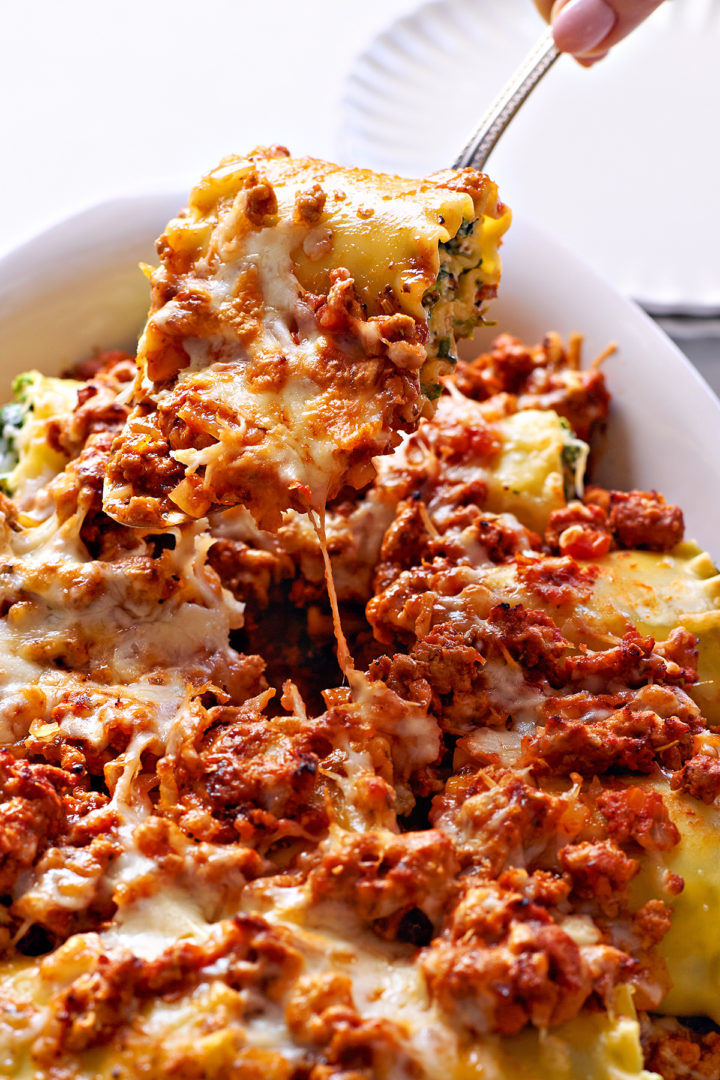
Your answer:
[0,153,718,1080]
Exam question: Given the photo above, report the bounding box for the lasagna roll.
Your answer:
[103,147,510,530]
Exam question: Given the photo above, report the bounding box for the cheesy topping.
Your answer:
[102,148,510,530]
[0,203,716,1078]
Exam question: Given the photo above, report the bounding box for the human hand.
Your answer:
[534,0,667,64]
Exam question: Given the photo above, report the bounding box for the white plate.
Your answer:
[0,196,719,554]
[340,0,720,316]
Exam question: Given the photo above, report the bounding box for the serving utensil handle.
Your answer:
[454,26,560,172]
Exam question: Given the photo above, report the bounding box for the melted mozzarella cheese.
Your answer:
[103,150,510,532]
[1,373,81,504]
[186,154,509,321]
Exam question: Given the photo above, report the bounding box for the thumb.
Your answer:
[535,0,666,60]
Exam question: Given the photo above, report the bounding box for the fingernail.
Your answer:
[552,0,616,55]
[577,49,609,67]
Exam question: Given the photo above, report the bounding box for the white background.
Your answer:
[0,0,419,256]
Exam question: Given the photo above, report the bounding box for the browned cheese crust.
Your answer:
[0,322,718,1080]
[102,148,509,530]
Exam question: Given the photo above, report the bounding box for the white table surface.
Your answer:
[2,0,717,390]
[677,336,720,398]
